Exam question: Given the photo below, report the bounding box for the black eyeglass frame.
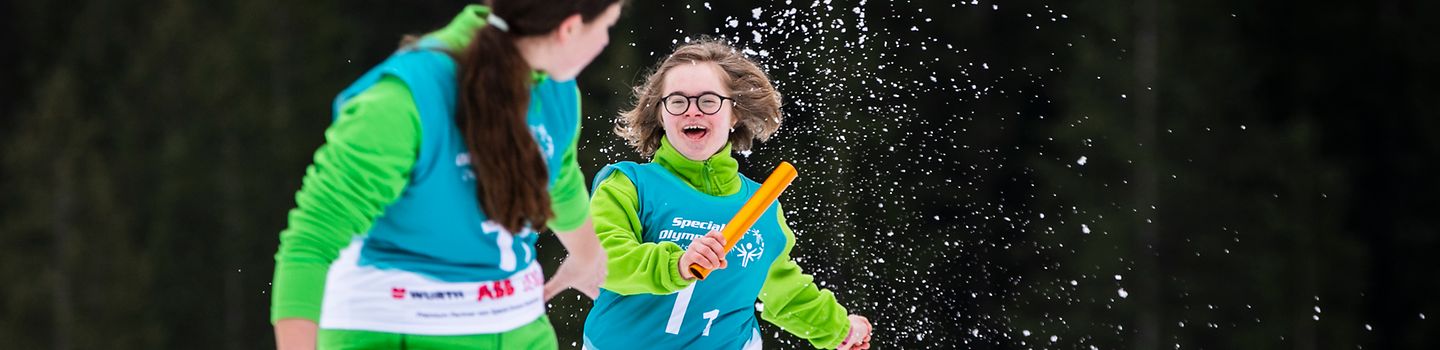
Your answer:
[657,92,734,115]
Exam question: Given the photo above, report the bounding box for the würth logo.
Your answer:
[477,280,515,301]
[409,290,468,300]
[391,287,406,300]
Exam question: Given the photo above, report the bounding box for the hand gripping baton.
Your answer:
[688,161,798,280]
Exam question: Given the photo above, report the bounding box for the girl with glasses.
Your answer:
[582,38,873,349]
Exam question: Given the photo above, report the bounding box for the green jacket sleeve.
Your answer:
[758,203,852,349]
[546,87,590,233]
[270,76,420,323]
[590,171,694,294]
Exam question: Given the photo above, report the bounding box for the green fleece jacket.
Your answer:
[590,137,852,348]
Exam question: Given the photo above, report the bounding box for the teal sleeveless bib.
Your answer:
[583,162,787,349]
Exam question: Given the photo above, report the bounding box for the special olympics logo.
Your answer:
[733,231,765,268]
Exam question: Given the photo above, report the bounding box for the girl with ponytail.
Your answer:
[271,1,622,349]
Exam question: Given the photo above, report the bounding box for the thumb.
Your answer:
[678,257,696,280]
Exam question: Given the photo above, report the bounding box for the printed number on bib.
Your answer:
[481,221,532,272]
[664,284,720,336]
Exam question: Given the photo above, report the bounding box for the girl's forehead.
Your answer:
[662,61,728,94]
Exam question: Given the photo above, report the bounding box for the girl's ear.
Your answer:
[553,14,584,43]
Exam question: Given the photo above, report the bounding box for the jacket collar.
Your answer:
[653,136,741,196]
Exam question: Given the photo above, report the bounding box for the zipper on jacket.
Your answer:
[702,160,714,195]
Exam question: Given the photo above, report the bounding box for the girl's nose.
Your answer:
[685,102,704,117]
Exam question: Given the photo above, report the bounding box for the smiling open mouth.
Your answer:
[682,125,708,140]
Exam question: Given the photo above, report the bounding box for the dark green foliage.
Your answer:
[2,0,1435,348]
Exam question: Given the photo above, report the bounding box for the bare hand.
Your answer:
[544,219,608,300]
[678,230,729,280]
[545,253,606,300]
[836,314,872,350]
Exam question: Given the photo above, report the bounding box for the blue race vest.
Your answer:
[330,38,580,282]
[583,162,787,350]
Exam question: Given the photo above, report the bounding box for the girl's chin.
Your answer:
[674,137,703,149]
[677,142,720,160]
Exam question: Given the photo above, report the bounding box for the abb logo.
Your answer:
[477,280,515,301]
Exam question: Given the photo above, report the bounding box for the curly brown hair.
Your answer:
[615,37,782,158]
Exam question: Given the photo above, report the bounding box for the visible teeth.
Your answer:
[683,125,707,131]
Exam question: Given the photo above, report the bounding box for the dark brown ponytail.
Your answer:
[454,0,619,233]
[458,25,548,233]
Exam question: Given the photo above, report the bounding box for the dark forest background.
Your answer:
[2,0,1437,348]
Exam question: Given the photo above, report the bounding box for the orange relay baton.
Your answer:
[689,161,798,280]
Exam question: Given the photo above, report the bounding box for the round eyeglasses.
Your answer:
[659,92,733,115]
